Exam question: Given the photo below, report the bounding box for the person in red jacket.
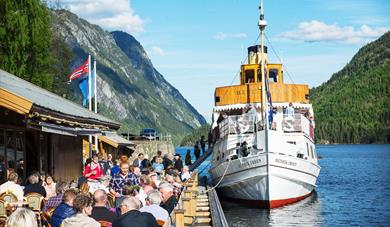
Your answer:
[84,154,103,181]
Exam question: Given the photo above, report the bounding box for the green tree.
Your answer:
[0,0,53,90]
[0,0,29,78]
[26,0,52,90]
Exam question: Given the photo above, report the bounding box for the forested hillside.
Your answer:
[310,32,390,144]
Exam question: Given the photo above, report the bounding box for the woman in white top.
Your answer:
[43,175,56,199]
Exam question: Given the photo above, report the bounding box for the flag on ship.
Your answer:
[68,58,89,82]
[265,67,274,125]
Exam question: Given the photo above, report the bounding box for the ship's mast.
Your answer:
[258,0,270,203]
[258,0,268,140]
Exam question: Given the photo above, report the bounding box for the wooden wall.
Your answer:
[50,134,83,182]
[215,83,309,106]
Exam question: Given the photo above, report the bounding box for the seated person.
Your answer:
[240,141,250,157]
[62,194,100,227]
[50,189,77,227]
[24,173,47,197]
[112,196,158,227]
[139,190,169,226]
[91,189,115,223]
[152,157,164,175]
[115,184,138,209]
[0,172,24,201]
[43,181,69,212]
[158,182,177,214]
[43,174,57,199]
[180,166,191,182]
[6,207,37,227]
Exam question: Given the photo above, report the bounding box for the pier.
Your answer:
[172,172,228,227]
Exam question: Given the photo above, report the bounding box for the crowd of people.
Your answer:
[0,150,193,227]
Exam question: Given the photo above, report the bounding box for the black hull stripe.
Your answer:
[212,164,318,181]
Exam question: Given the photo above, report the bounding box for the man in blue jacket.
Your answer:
[50,189,77,227]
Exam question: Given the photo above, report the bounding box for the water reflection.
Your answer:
[220,191,323,227]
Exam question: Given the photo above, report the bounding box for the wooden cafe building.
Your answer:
[0,69,132,183]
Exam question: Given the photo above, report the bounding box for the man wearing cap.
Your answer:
[173,154,183,173]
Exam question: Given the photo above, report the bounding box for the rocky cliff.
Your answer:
[51,9,206,142]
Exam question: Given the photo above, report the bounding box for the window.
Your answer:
[269,69,278,82]
[245,70,255,83]
[312,147,317,159]
[215,96,220,102]
[310,145,314,159]
[257,69,262,82]
[306,143,310,158]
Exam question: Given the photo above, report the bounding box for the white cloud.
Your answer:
[150,46,165,56]
[59,0,144,33]
[279,20,388,44]
[213,32,247,40]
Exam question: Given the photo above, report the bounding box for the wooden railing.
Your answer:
[172,173,201,227]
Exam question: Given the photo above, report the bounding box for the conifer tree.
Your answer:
[0,0,53,90]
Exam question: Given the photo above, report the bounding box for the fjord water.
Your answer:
[176,144,390,226]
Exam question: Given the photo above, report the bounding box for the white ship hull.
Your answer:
[209,129,320,208]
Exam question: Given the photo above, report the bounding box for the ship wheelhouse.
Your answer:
[214,45,309,107]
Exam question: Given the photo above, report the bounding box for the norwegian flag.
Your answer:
[68,58,89,82]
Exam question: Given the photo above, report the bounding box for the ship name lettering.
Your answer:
[241,158,261,167]
[275,158,297,166]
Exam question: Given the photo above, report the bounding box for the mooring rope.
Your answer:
[199,157,232,195]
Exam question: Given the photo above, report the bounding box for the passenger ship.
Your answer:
[209,2,321,208]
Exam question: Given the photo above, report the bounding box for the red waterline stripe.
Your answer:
[269,191,313,208]
[222,191,313,209]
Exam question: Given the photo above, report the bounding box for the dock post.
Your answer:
[182,198,191,216]
[174,209,185,227]
[190,191,197,217]
[184,190,191,199]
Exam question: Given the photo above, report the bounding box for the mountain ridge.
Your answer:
[51,9,206,143]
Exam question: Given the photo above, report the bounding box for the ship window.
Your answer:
[310,145,314,158]
[257,69,262,82]
[312,147,317,159]
[215,96,220,102]
[306,143,310,157]
[269,69,278,82]
[245,70,254,83]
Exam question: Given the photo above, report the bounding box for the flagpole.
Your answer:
[94,60,97,114]
[88,54,93,157]
[94,60,99,154]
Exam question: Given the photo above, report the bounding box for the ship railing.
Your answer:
[219,114,256,138]
[282,114,312,138]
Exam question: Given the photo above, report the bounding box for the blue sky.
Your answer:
[59,0,389,121]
